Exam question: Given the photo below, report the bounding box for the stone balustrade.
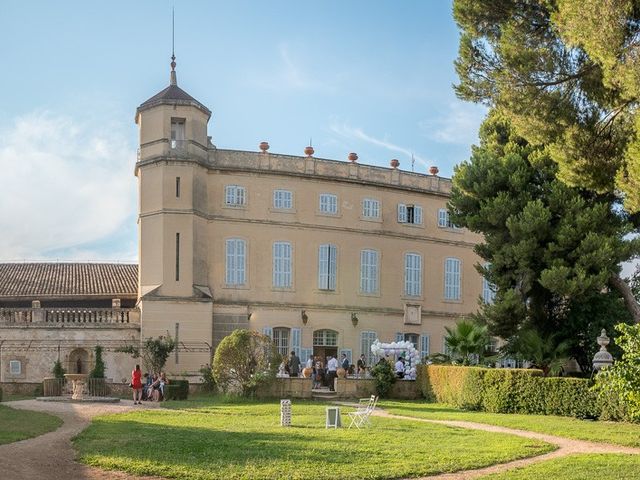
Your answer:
[0,308,32,324]
[0,307,140,326]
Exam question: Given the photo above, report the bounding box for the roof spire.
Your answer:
[170,7,177,86]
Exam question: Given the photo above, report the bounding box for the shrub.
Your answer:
[419,365,600,419]
[165,380,189,400]
[212,329,278,396]
[594,323,640,422]
[90,345,105,378]
[370,360,396,398]
[117,335,176,375]
[52,360,66,379]
[199,365,216,393]
[0,386,3,402]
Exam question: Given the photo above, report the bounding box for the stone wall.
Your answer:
[0,382,42,396]
[256,377,420,400]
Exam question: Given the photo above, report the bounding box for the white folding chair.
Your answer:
[348,395,378,429]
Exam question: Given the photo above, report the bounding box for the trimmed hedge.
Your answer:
[419,365,600,419]
[164,380,189,401]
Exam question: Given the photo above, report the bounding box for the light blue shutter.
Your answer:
[340,349,352,366]
[291,328,301,358]
[420,335,430,361]
[225,239,234,284]
[318,244,328,289]
[300,348,313,364]
[415,206,423,224]
[397,204,407,223]
[395,332,404,343]
[237,240,246,284]
[262,327,273,339]
[329,245,337,290]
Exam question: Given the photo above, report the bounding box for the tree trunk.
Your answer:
[610,274,640,323]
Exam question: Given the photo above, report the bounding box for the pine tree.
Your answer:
[450,114,635,369]
[452,0,640,321]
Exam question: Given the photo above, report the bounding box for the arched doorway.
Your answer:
[68,348,90,374]
[313,329,338,361]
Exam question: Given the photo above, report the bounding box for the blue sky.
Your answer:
[0,1,487,262]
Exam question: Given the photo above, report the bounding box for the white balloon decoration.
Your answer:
[370,339,421,379]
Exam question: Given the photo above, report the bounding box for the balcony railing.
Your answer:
[0,307,139,326]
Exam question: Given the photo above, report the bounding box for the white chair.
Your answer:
[347,395,378,429]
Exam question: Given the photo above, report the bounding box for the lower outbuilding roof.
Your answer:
[0,263,138,299]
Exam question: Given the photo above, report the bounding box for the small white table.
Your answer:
[325,406,342,428]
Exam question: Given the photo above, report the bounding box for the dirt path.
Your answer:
[0,400,164,480]
[371,411,640,480]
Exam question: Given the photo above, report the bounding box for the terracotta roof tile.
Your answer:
[0,263,138,298]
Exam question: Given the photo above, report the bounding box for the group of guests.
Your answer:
[278,351,369,392]
[130,364,169,404]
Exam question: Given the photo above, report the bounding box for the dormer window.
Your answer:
[171,118,185,150]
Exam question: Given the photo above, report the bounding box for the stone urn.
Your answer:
[302,367,313,378]
[348,152,358,162]
[336,367,347,379]
[390,158,400,169]
[429,165,439,176]
[304,146,314,157]
[259,141,269,153]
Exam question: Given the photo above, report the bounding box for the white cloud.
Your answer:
[0,111,136,261]
[329,122,432,168]
[421,102,487,145]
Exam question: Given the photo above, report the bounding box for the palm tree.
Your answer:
[444,320,489,365]
[511,329,570,377]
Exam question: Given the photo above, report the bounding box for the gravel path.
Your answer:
[371,411,640,480]
[0,399,164,480]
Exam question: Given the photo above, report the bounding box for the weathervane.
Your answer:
[170,7,177,85]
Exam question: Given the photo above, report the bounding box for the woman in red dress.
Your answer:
[131,364,143,404]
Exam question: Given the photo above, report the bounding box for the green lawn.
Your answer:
[382,401,640,447]
[74,399,553,480]
[479,454,640,479]
[0,404,63,445]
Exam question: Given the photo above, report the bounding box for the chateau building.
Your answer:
[0,59,490,384]
[135,60,487,376]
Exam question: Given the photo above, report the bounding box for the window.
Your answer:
[176,177,181,198]
[438,208,460,229]
[318,244,337,290]
[313,329,338,346]
[444,257,461,300]
[362,198,380,219]
[225,185,246,206]
[404,333,419,347]
[360,331,377,368]
[482,263,496,304]
[170,119,185,149]
[273,189,293,210]
[273,328,290,357]
[404,253,422,296]
[175,233,180,282]
[9,360,21,375]
[398,204,423,224]
[273,242,292,288]
[319,193,338,214]
[225,238,246,286]
[360,249,379,294]
[420,335,430,361]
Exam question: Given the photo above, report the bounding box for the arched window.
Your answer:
[313,329,338,347]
